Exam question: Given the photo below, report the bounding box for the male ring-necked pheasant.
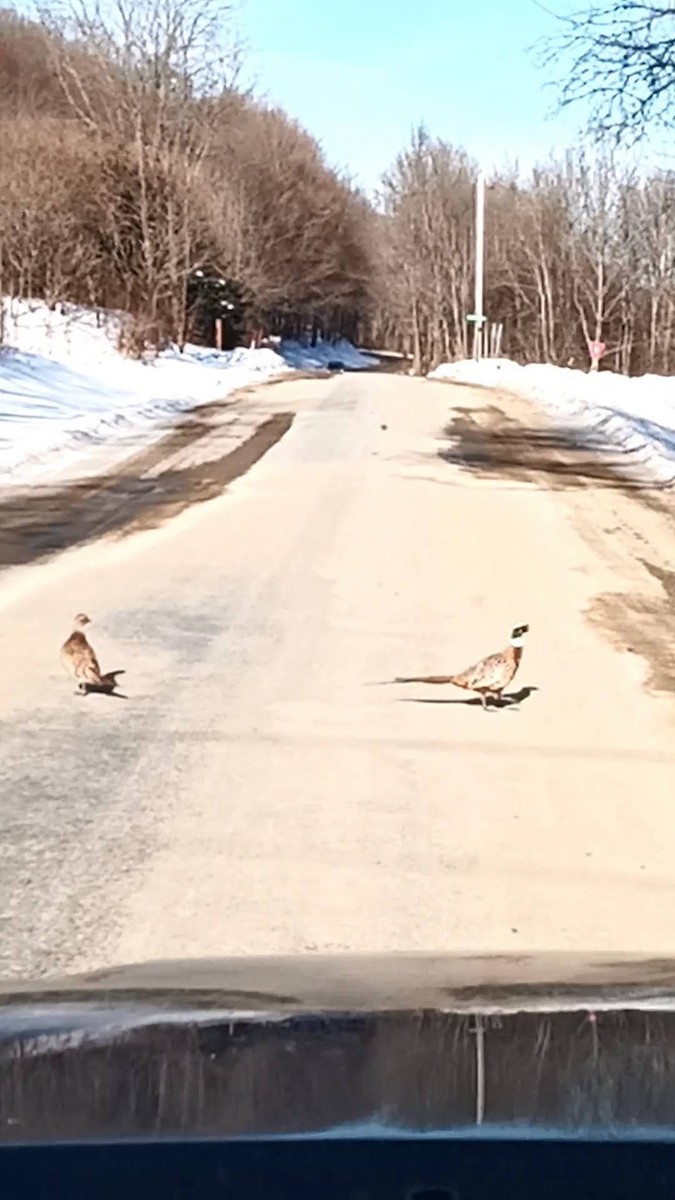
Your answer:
[392,623,529,709]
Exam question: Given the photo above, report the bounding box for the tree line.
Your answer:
[1,0,674,375]
[0,0,377,351]
[376,128,675,376]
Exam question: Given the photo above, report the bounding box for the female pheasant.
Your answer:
[393,623,529,709]
[61,613,125,696]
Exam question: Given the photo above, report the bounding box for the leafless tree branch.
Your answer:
[536,1,675,143]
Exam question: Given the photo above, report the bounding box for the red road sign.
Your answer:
[588,340,606,361]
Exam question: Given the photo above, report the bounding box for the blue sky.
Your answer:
[241,0,585,191]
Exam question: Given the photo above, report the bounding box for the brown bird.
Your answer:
[392,623,529,710]
[61,613,125,697]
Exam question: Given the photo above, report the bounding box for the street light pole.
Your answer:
[473,170,485,362]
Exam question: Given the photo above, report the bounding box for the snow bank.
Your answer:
[0,299,295,485]
[279,336,378,371]
[0,303,343,486]
[0,340,286,483]
[429,357,675,485]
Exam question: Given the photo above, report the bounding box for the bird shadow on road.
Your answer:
[397,685,538,711]
[80,670,128,700]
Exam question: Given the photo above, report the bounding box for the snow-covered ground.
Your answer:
[278,336,378,372]
[429,358,675,486]
[0,299,376,487]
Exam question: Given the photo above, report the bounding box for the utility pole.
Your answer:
[473,171,485,362]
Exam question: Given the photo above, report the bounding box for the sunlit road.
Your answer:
[1,370,675,979]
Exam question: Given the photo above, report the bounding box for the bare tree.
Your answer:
[374,127,675,376]
[564,150,633,365]
[0,115,104,306]
[618,170,675,370]
[0,3,377,351]
[379,129,475,373]
[490,166,570,363]
[538,1,675,143]
[34,0,242,342]
[202,99,374,339]
[0,7,71,118]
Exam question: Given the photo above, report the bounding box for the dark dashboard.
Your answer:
[1,952,675,1197]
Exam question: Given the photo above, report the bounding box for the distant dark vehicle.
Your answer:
[327,359,345,372]
[3,953,675,1198]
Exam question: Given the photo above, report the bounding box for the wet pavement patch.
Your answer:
[0,409,294,571]
[587,560,675,697]
[439,398,675,700]
[440,404,673,492]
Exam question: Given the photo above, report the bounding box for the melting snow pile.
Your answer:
[429,358,675,485]
[0,299,292,485]
[279,336,378,371]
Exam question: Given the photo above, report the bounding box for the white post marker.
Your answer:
[473,171,486,362]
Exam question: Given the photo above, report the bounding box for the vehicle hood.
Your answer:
[1,952,675,1140]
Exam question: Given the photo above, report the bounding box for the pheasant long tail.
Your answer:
[392,674,464,686]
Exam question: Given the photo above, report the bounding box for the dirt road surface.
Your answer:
[1,371,675,979]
